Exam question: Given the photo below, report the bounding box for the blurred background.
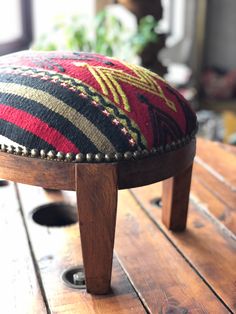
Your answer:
[1,0,236,145]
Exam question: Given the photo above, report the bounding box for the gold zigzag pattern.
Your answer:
[74,61,177,113]
[0,66,147,147]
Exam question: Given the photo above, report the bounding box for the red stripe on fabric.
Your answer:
[0,104,79,153]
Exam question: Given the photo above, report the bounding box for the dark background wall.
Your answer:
[203,0,236,71]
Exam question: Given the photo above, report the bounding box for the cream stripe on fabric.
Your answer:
[0,82,116,153]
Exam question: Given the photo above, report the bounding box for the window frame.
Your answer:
[0,0,33,56]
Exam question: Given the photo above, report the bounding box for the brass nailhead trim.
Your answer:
[65,152,74,162]
[133,150,141,158]
[95,153,103,162]
[15,146,23,155]
[105,153,113,162]
[124,151,132,160]
[75,153,85,162]
[86,153,93,162]
[7,145,14,154]
[56,151,64,161]
[22,147,30,156]
[0,128,197,163]
[114,152,122,161]
[31,149,39,158]
[47,150,56,160]
[40,149,47,158]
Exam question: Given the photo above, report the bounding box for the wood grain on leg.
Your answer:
[162,164,193,231]
[75,163,118,294]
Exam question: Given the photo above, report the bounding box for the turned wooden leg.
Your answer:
[75,163,118,294]
[162,164,193,231]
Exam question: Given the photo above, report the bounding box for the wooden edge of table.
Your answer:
[0,183,47,313]
[0,139,196,190]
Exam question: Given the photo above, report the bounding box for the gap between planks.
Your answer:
[116,189,230,314]
[0,182,47,314]
[197,138,236,190]
[16,184,147,314]
[18,184,230,314]
[131,181,236,313]
[14,183,51,314]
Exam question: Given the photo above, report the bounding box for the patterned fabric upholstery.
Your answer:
[0,51,197,160]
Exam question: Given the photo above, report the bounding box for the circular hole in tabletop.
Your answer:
[31,202,78,227]
[0,180,9,187]
[62,266,86,289]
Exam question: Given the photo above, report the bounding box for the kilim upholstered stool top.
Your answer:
[0,51,197,294]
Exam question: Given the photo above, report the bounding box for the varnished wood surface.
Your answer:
[0,152,75,190]
[162,164,193,231]
[116,190,229,313]
[118,139,196,189]
[0,140,195,191]
[196,138,236,188]
[132,139,236,313]
[76,164,118,294]
[0,138,235,313]
[15,185,146,314]
[0,183,46,314]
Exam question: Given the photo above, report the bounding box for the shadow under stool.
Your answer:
[0,51,197,294]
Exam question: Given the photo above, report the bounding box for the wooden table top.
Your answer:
[0,138,235,314]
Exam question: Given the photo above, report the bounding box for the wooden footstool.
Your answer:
[0,51,197,294]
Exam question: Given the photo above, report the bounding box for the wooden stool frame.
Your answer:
[0,139,196,294]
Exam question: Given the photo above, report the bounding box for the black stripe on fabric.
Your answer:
[0,92,98,153]
[166,86,197,134]
[0,119,55,151]
[0,72,138,152]
[0,66,145,149]
[138,94,184,146]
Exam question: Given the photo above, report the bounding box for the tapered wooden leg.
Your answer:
[75,163,118,294]
[162,164,193,231]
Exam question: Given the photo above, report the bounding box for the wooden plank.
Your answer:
[131,182,236,313]
[193,162,236,223]
[0,182,46,314]
[196,138,236,189]
[217,142,236,156]
[191,177,236,234]
[115,189,230,313]
[42,185,231,312]
[17,184,146,314]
